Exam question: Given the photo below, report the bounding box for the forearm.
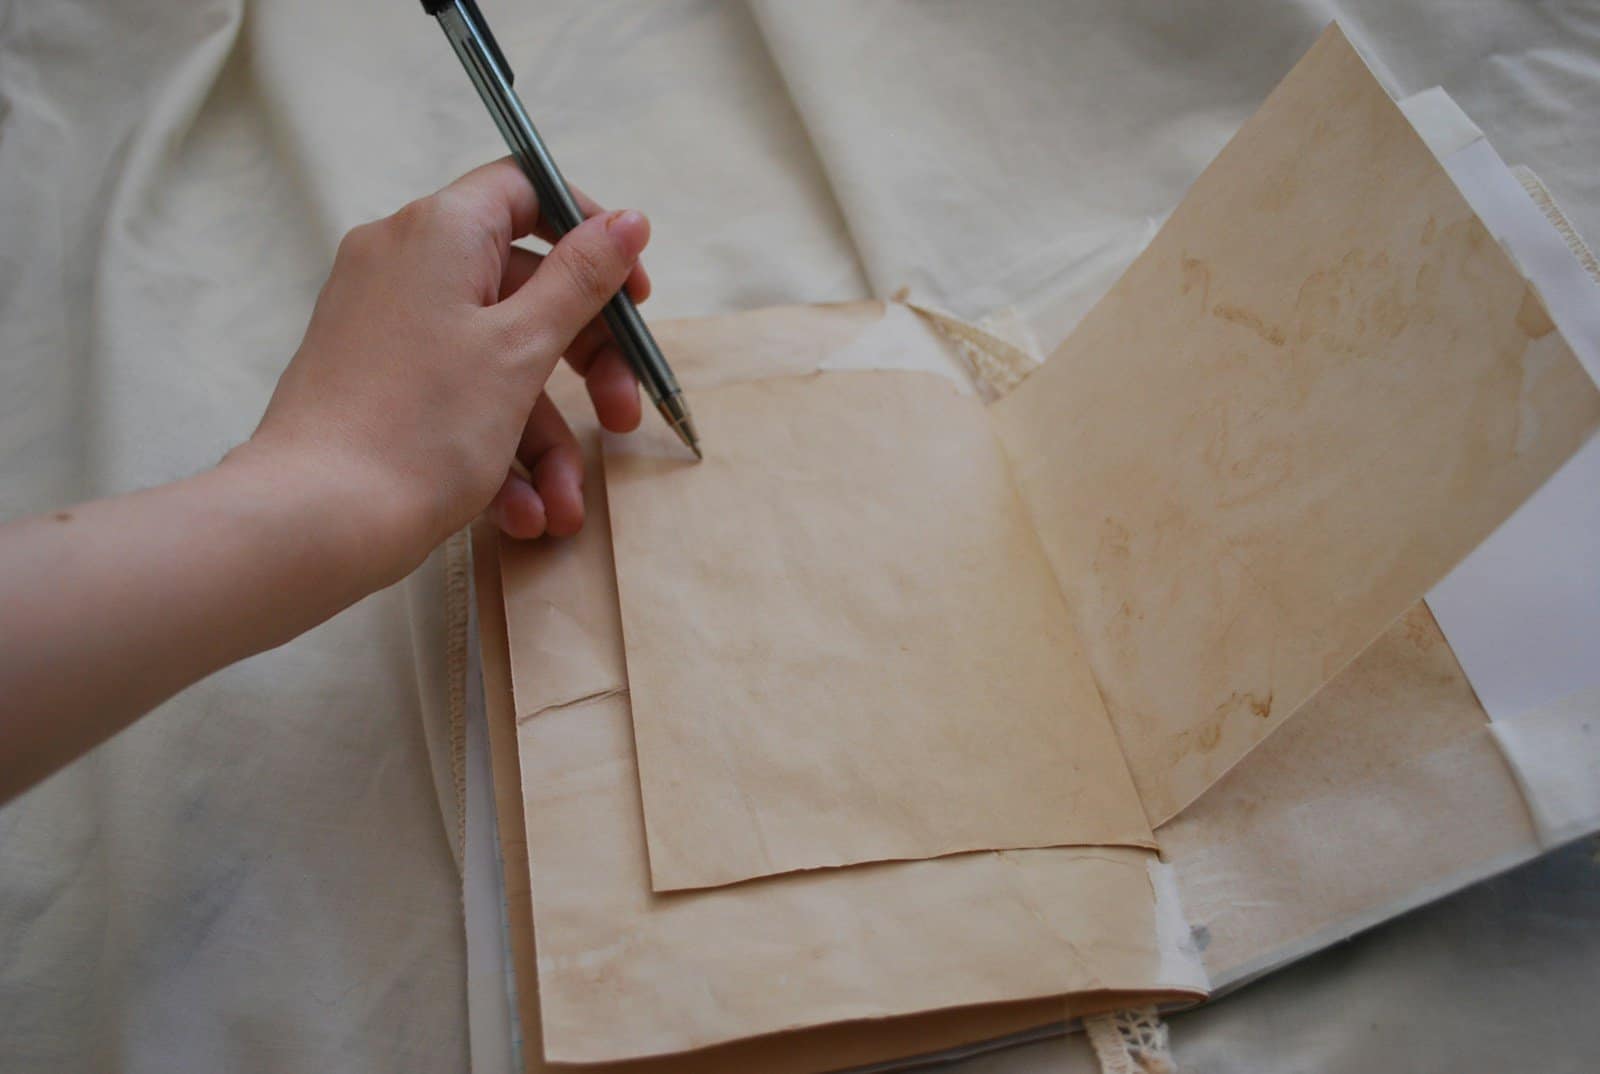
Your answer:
[0,160,650,802]
[0,447,403,801]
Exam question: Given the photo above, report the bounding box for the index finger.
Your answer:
[445,157,652,302]
[434,157,542,250]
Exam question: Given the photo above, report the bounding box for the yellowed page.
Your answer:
[990,26,1600,824]
[476,518,1159,1074]
[499,301,947,723]
[604,369,1151,892]
[1159,602,1539,987]
[520,692,1192,1063]
[493,328,1204,1065]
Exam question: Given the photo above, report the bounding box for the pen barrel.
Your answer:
[436,0,697,452]
[598,293,682,407]
[437,0,680,408]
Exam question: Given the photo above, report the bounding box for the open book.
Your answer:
[474,26,1600,1072]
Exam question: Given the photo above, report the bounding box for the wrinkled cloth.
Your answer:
[2,2,1599,1072]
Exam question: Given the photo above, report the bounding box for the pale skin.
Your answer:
[0,159,656,803]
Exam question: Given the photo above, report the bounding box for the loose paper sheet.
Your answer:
[498,302,958,723]
[990,26,1600,824]
[605,369,1152,891]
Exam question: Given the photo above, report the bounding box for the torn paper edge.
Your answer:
[1488,689,1600,849]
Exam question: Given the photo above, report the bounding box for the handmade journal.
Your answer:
[474,25,1600,1074]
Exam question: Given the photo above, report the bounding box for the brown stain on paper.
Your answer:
[1169,690,1275,762]
[1515,285,1556,339]
[1180,255,1212,312]
[1397,603,1446,655]
[1212,303,1287,347]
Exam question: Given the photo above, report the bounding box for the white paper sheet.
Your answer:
[464,599,517,1074]
[1421,120,1600,726]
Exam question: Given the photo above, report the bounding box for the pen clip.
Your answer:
[424,0,516,87]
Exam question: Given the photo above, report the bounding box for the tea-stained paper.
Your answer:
[493,323,1204,1063]
[991,26,1600,824]
[518,690,1196,1063]
[605,369,1152,891]
[478,521,1174,1074]
[498,302,969,724]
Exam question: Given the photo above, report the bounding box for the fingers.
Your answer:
[487,470,546,540]
[435,158,541,250]
[553,320,643,432]
[500,245,649,306]
[439,158,652,300]
[536,182,652,302]
[499,248,643,434]
[583,344,643,433]
[491,209,651,385]
[519,394,585,537]
[488,394,586,540]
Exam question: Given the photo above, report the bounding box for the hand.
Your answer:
[236,158,653,587]
[0,159,661,798]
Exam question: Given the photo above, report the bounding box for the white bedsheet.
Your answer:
[3,3,1598,1071]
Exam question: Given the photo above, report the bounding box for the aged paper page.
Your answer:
[490,318,1205,1063]
[605,369,1151,891]
[497,302,967,724]
[519,692,1195,1063]
[990,26,1600,824]
[1158,602,1539,988]
[476,519,1162,1074]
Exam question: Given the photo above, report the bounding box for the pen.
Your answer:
[422,0,702,459]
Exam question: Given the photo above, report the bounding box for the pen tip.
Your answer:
[691,442,704,461]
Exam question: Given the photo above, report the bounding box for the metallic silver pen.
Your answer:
[423,0,701,459]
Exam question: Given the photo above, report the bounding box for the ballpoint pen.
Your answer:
[422,0,702,459]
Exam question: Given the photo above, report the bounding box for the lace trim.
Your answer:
[898,292,1043,400]
[1084,1006,1176,1074]
[1514,166,1600,286]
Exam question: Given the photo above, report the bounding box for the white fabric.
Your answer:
[5,2,1600,1072]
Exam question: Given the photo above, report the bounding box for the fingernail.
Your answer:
[604,209,649,252]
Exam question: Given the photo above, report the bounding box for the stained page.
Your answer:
[479,406,1204,1066]
[990,26,1600,824]
[1159,602,1540,988]
[605,368,1151,891]
[477,520,1158,1074]
[491,316,1201,1059]
[518,691,1197,1063]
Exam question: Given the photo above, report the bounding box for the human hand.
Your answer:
[235,159,651,587]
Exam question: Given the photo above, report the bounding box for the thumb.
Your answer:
[491,209,650,380]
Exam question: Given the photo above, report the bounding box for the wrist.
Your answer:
[218,437,433,600]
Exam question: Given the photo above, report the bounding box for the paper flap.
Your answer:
[605,366,1152,892]
[987,25,1600,825]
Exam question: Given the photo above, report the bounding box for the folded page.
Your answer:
[605,368,1151,891]
[990,25,1600,824]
